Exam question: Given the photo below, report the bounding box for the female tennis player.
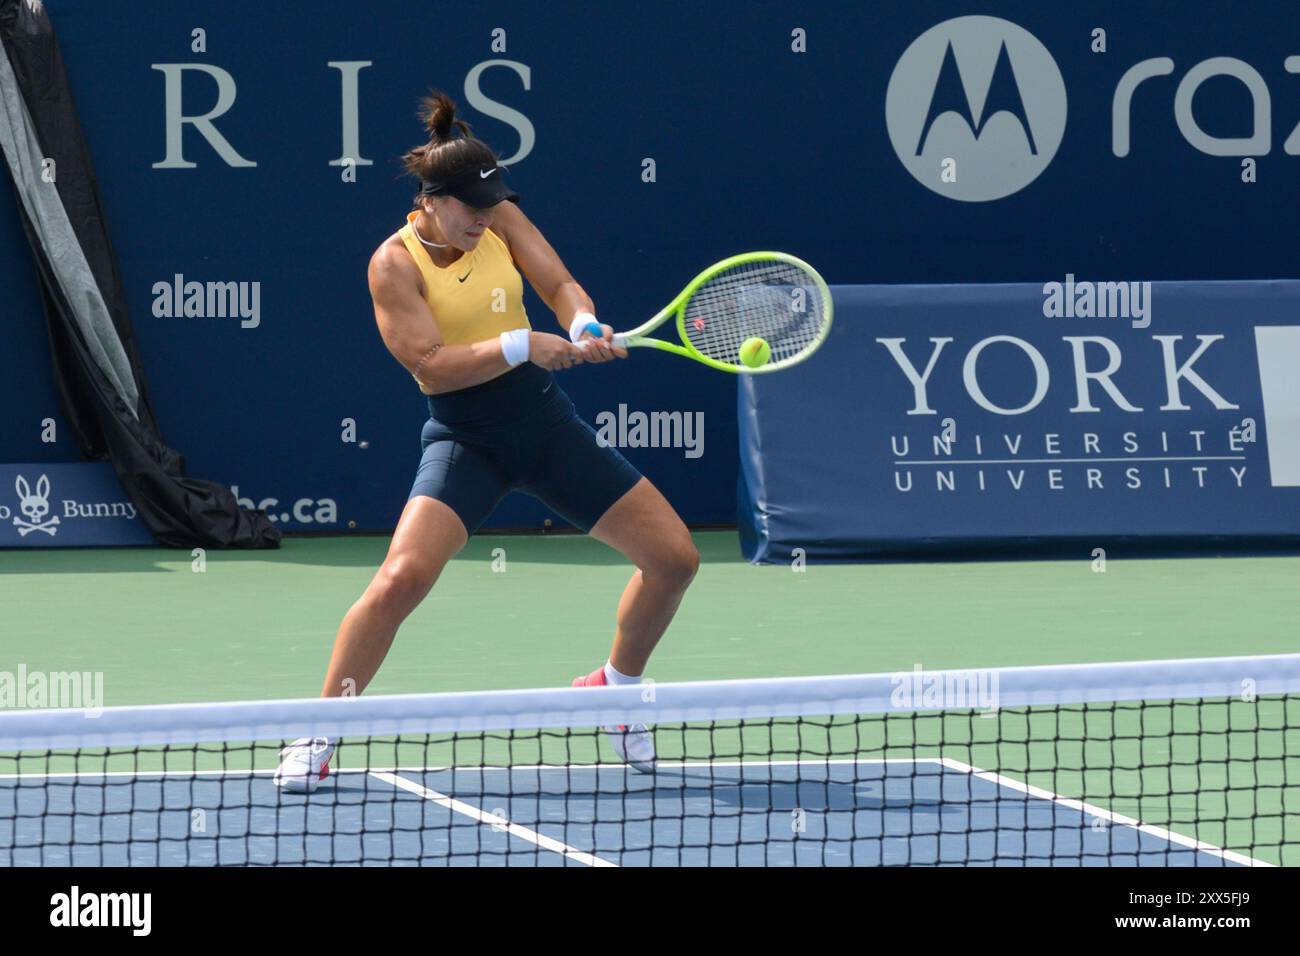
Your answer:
[274,92,699,791]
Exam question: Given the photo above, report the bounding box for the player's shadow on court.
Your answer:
[319,772,948,818]
[670,773,947,817]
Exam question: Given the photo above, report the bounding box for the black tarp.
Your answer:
[0,0,278,548]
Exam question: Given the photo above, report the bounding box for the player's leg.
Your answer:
[517,405,700,678]
[587,477,700,676]
[277,435,506,791]
[279,497,465,791]
[514,406,696,774]
[578,477,697,774]
[320,428,510,698]
[318,495,468,698]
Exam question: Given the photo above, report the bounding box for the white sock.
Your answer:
[603,661,641,686]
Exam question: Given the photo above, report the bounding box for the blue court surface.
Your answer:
[1,759,1254,867]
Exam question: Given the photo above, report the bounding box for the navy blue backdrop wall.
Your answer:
[3,1,1298,532]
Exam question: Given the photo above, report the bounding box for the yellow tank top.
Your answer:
[398,210,531,394]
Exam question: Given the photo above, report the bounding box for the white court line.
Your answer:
[937,756,1272,868]
[367,769,617,868]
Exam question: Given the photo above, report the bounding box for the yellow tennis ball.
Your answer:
[739,337,771,368]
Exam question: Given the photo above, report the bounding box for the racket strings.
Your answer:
[681,259,828,368]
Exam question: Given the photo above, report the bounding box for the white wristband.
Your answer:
[569,312,600,343]
[499,329,531,367]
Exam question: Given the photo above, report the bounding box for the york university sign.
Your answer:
[878,331,1258,498]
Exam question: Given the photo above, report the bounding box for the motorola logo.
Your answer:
[886,16,1067,202]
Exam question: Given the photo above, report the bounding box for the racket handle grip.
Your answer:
[612,333,629,349]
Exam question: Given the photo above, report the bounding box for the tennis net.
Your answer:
[2,654,1298,866]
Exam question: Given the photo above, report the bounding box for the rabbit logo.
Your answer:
[14,474,60,537]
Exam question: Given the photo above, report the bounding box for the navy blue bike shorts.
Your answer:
[408,362,643,535]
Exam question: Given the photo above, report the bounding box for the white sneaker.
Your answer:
[273,736,335,793]
[572,666,656,774]
[604,723,656,774]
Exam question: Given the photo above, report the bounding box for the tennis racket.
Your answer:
[581,251,833,374]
